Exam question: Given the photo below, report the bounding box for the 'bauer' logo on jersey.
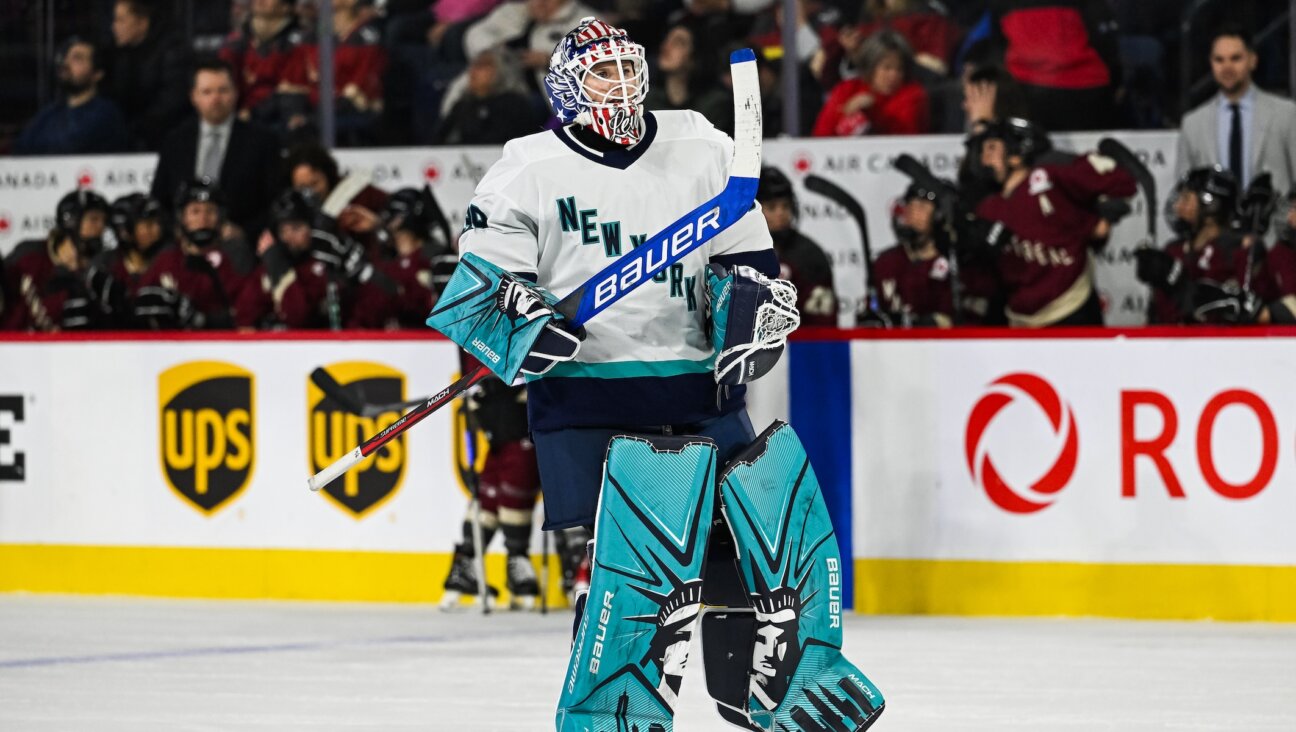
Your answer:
[309,362,407,517]
[158,362,255,514]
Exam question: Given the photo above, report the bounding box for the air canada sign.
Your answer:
[966,373,1284,514]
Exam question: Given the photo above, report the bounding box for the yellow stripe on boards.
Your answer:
[854,558,1296,622]
[0,545,568,608]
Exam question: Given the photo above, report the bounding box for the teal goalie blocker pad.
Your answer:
[718,421,884,731]
[426,252,570,383]
[557,435,717,732]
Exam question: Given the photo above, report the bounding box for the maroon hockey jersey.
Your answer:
[234,254,392,329]
[872,245,955,326]
[138,246,251,326]
[1147,236,1253,324]
[1,241,79,331]
[975,154,1136,325]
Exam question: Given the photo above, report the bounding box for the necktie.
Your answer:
[1229,103,1243,183]
[201,129,223,182]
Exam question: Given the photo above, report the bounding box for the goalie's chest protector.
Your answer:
[459,110,772,431]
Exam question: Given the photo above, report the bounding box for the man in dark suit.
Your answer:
[152,58,281,239]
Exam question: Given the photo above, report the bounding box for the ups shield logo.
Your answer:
[309,362,406,517]
[159,361,255,513]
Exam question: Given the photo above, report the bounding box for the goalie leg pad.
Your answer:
[425,253,580,382]
[717,421,885,732]
[556,434,718,732]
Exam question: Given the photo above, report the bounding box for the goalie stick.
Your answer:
[308,48,763,492]
[1097,138,1157,245]
[894,153,964,324]
[802,174,878,324]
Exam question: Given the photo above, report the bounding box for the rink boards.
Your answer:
[2,329,1294,620]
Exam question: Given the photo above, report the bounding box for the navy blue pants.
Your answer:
[532,409,758,530]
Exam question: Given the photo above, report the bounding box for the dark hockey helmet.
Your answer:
[174,177,226,247]
[892,178,953,247]
[986,117,1052,166]
[110,192,146,244]
[756,166,796,207]
[1169,167,1239,235]
[56,188,110,231]
[271,187,319,227]
[384,186,439,240]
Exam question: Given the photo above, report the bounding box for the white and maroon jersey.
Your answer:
[458,110,775,430]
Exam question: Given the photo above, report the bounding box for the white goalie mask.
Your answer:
[544,17,649,146]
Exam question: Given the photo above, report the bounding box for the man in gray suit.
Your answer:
[1177,27,1296,232]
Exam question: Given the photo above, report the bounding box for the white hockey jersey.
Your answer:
[458,110,775,430]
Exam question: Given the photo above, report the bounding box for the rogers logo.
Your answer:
[965,373,1079,514]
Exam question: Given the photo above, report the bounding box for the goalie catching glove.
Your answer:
[706,263,800,385]
[426,253,583,382]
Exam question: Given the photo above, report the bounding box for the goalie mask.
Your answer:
[545,17,649,146]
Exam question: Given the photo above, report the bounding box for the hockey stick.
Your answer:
[894,153,964,324]
[461,408,491,614]
[308,48,762,493]
[1097,138,1156,245]
[802,174,877,322]
[310,367,429,418]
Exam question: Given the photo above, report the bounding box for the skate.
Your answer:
[440,549,498,610]
[506,554,540,610]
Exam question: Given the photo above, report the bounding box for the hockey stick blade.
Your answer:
[309,367,368,416]
[311,367,431,418]
[1097,138,1156,243]
[308,48,763,493]
[803,174,872,274]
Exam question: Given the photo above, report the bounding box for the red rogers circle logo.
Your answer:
[965,373,1079,514]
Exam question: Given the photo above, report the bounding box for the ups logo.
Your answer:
[158,361,255,514]
[309,362,407,517]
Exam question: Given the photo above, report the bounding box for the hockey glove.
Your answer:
[426,253,582,382]
[706,263,799,386]
[310,225,374,283]
[135,286,199,329]
[1134,248,1181,290]
[1097,196,1132,224]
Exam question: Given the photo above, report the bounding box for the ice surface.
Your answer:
[1,596,1293,731]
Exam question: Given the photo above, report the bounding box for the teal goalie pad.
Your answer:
[556,435,718,732]
[425,252,570,382]
[717,421,885,732]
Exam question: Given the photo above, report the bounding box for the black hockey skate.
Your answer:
[506,554,540,610]
[439,546,498,610]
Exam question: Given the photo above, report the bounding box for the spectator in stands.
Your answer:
[103,0,193,150]
[434,49,543,144]
[979,0,1121,132]
[151,59,281,239]
[463,0,594,94]
[1176,27,1296,233]
[643,23,726,117]
[817,0,961,89]
[135,178,255,330]
[279,0,387,144]
[757,166,838,326]
[961,63,1029,131]
[813,30,929,136]
[12,38,130,155]
[282,143,389,248]
[219,0,304,120]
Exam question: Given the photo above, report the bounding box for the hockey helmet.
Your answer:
[384,186,447,247]
[1169,166,1238,235]
[175,177,226,248]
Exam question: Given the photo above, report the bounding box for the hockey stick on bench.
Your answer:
[308,48,763,492]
